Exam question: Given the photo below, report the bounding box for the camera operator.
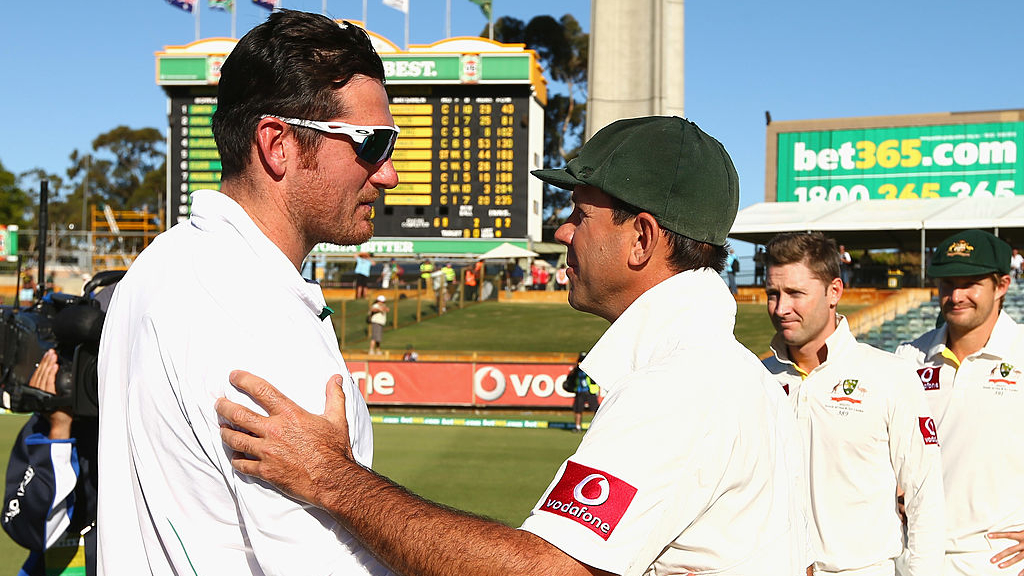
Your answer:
[3,348,98,576]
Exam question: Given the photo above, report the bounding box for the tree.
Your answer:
[487,14,588,220]
[90,126,164,210]
[0,159,34,227]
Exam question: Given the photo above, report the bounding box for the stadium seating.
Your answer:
[859,281,1024,352]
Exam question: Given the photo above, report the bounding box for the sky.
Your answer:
[3,0,1024,227]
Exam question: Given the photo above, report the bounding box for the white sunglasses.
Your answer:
[262,115,400,164]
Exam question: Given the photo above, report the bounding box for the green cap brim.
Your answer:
[928,261,1006,278]
[531,168,584,191]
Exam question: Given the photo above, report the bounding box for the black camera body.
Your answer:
[0,271,124,417]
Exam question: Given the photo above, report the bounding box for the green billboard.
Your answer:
[776,122,1024,202]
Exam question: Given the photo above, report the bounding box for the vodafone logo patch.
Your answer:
[919,416,939,446]
[916,367,940,391]
[541,461,636,540]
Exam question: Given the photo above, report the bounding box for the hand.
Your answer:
[215,370,353,508]
[30,349,72,439]
[990,530,1024,573]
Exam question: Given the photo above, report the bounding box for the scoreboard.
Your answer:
[382,85,531,239]
[157,33,546,249]
[168,88,219,221]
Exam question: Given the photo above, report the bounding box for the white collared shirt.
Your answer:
[97,190,390,576]
[520,269,809,576]
[896,312,1024,560]
[765,317,945,576]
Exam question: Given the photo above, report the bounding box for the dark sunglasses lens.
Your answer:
[357,129,397,164]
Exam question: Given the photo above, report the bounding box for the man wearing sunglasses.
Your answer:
[96,10,397,576]
[215,116,810,576]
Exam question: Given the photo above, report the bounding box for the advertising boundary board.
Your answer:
[765,109,1024,203]
[349,360,584,408]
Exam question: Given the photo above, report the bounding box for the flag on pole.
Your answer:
[253,0,279,10]
[468,0,490,20]
[383,0,408,14]
[210,0,234,11]
[166,0,196,12]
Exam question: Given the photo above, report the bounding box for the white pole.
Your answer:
[363,0,367,25]
[231,1,237,38]
[445,0,450,37]
[322,0,326,15]
[404,7,409,49]
[488,2,493,40]
[195,1,201,41]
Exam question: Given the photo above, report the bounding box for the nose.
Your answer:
[369,158,399,189]
[554,221,574,247]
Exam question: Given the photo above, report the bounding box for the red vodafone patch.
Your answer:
[918,416,939,445]
[916,367,940,391]
[540,460,637,540]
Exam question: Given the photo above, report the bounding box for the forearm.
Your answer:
[317,460,589,576]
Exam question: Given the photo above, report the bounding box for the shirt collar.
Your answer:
[189,190,327,317]
[769,314,855,375]
[580,268,736,393]
[922,310,1020,362]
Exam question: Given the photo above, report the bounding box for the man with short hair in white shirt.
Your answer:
[214,116,810,576]
[96,10,399,575]
[896,229,1024,576]
[762,232,944,576]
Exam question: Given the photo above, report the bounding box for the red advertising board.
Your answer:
[346,360,578,407]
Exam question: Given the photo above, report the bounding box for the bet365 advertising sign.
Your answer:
[776,122,1024,203]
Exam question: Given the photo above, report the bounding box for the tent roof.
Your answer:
[728,197,1024,249]
[477,242,539,259]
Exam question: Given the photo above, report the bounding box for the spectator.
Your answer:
[554,264,569,291]
[565,352,598,432]
[354,252,374,299]
[464,260,481,302]
[419,258,434,290]
[753,246,766,286]
[442,263,457,306]
[725,248,739,295]
[509,262,524,291]
[402,344,418,362]
[1011,248,1023,282]
[380,258,394,289]
[535,264,550,291]
[838,244,853,287]
[368,295,388,355]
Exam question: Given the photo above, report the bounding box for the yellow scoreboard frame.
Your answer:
[156,26,547,249]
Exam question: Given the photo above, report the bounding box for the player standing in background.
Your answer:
[763,232,944,576]
[896,229,1024,576]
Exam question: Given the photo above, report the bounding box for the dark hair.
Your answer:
[608,196,728,273]
[764,232,840,284]
[213,10,386,179]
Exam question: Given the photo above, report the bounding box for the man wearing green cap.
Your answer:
[896,229,1024,576]
[213,116,809,576]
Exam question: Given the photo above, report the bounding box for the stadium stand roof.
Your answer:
[728,197,1024,251]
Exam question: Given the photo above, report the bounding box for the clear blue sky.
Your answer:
[2,0,1023,217]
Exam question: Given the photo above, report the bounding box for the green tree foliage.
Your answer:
[0,159,34,227]
[487,14,588,219]
[90,126,164,210]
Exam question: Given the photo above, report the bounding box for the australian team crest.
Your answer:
[830,378,867,408]
[987,362,1021,389]
[946,239,975,257]
[1000,363,1013,378]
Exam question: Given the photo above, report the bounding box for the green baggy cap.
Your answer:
[531,116,739,246]
[928,229,1011,277]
